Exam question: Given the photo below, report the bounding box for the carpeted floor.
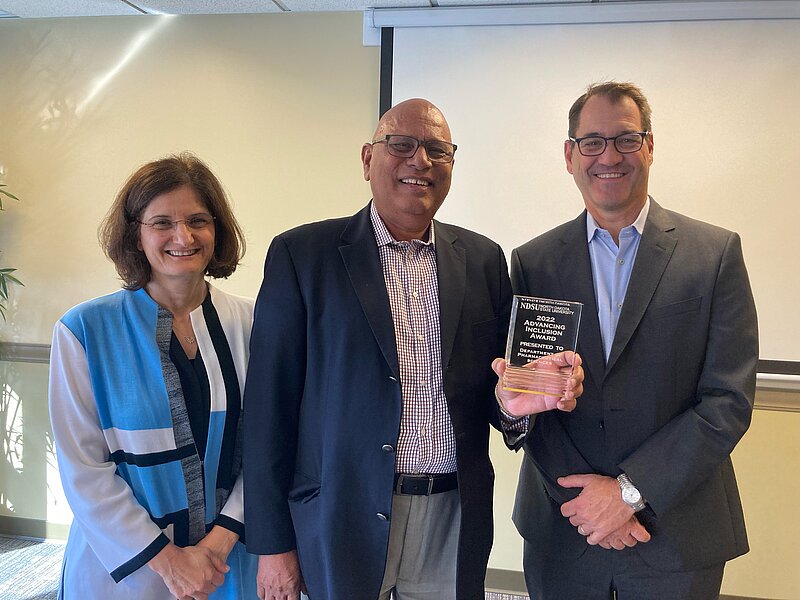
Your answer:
[0,539,760,600]
[0,535,63,600]
[0,535,528,600]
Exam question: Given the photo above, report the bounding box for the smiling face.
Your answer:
[565,94,653,231]
[361,99,454,241]
[137,184,215,286]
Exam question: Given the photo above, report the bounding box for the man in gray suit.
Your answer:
[508,81,758,599]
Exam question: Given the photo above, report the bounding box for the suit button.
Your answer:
[382,444,394,453]
[376,513,389,521]
[389,376,398,383]
[599,420,605,430]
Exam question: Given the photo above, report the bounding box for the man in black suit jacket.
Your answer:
[243,98,583,600]
[509,82,758,599]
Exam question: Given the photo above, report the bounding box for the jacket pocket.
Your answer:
[649,296,702,320]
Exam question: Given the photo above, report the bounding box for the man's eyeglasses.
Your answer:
[569,131,649,157]
[137,214,216,231]
[372,135,457,164]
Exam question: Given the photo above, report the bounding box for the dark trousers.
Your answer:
[523,540,725,600]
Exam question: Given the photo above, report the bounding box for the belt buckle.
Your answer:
[395,474,405,494]
[426,475,434,496]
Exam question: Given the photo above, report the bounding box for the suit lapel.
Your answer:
[435,222,466,373]
[339,204,400,380]
[606,201,677,374]
[556,213,606,388]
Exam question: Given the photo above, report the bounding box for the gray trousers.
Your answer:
[378,488,461,600]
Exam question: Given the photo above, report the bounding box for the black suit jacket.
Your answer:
[511,200,758,572]
[243,203,512,599]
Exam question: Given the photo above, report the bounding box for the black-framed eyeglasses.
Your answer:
[136,214,216,231]
[371,134,457,163]
[569,131,649,157]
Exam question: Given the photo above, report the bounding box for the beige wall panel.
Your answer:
[0,13,379,343]
[0,360,73,527]
[488,429,524,572]
[722,399,800,600]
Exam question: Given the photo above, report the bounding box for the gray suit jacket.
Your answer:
[511,199,758,571]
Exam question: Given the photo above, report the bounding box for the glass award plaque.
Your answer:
[503,295,583,395]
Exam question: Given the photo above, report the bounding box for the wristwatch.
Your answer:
[617,473,646,512]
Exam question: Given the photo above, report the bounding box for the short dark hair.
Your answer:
[568,81,652,138]
[98,152,245,290]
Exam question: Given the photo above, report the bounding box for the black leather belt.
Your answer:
[394,473,458,496]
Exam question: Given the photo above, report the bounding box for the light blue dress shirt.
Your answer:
[586,198,651,361]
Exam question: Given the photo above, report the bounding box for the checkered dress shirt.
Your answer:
[370,203,456,474]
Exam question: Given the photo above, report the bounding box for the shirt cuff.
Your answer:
[495,386,530,435]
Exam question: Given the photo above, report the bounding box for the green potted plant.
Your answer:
[0,183,23,322]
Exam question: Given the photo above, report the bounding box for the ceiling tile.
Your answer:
[0,0,743,19]
[437,0,588,5]
[281,0,431,11]
[0,0,142,17]
[135,0,282,14]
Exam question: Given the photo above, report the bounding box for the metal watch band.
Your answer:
[617,473,646,512]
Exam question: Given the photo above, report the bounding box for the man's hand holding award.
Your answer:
[493,295,583,416]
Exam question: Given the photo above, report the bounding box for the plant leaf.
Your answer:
[0,187,20,201]
[0,271,23,296]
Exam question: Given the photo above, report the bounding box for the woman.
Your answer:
[49,153,257,599]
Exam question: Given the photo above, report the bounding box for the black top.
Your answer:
[170,334,210,461]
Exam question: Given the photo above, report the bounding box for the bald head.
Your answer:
[372,98,452,143]
[361,98,454,242]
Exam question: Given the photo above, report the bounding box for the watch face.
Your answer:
[622,486,642,505]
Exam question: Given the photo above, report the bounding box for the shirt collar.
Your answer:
[586,196,651,243]
[370,200,436,247]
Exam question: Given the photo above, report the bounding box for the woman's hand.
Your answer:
[196,525,239,566]
[148,542,229,600]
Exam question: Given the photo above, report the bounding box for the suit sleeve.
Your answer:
[619,231,758,516]
[494,247,529,449]
[243,235,307,554]
[510,248,596,492]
